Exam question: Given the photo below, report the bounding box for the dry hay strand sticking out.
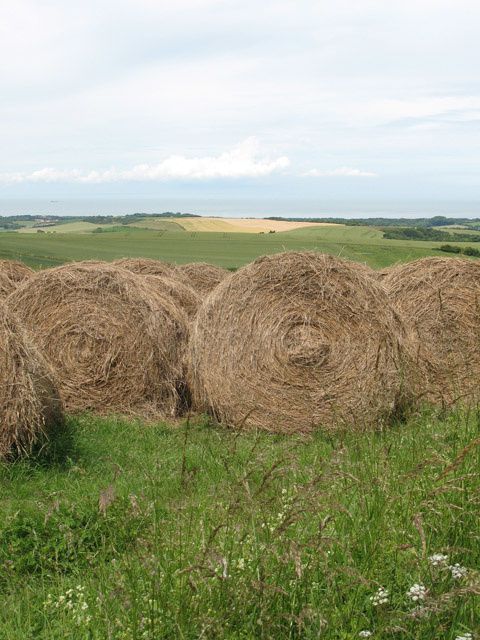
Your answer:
[0,259,33,283]
[0,260,34,299]
[0,272,16,300]
[0,302,63,458]
[189,251,415,434]
[143,275,200,319]
[7,262,189,417]
[113,257,175,278]
[376,266,393,281]
[175,262,230,295]
[383,256,480,405]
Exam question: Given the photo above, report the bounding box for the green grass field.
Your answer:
[1,409,478,639]
[0,224,476,270]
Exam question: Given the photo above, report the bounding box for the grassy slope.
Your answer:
[0,224,474,270]
[0,410,478,638]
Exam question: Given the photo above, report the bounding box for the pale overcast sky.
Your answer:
[1,0,479,208]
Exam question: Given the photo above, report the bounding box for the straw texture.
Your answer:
[383,256,480,405]
[176,262,229,295]
[0,302,63,458]
[189,251,415,433]
[8,262,189,417]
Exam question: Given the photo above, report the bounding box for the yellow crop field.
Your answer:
[171,217,342,233]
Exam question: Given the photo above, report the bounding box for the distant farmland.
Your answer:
[1,221,477,270]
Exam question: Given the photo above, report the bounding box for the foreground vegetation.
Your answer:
[1,409,478,638]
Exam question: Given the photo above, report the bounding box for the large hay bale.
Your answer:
[0,260,34,299]
[189,251,414,433]
[7,262,189,417]
[113,257,174,277]
[383,256,480,405]
[0,302,63,458]
[176,262,229,295]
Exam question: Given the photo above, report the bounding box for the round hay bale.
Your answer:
[143,275,200,319]
[113,257,175,278]
[7,263,189,417]
[189,251,415,433]
[0,260,34,299]
[383,256,480,405]
[0,302,63,458]
[175,262,229,295]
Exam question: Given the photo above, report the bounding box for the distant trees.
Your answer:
[439,244,462,254]
[384,227,480,242]
[439,244,480,257]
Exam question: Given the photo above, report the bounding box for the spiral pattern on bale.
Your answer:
[8,262,189,417]
[383,256,480,405]
[0,302,63,458]
[189,252,415,433]
[175,262,229,295]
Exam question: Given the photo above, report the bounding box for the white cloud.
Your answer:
[303,167,378,178]
[1,0,480,202]
[0,138,289,184]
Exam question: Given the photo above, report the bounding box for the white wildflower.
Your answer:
[370,587,389,606]
[455,633,473,640]
[359,631,373,638]
[44,585,91,626]
[407,583,426,602]
[429,553,449,567]
[450,564,468,580]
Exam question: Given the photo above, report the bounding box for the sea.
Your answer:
[0,198,479,219]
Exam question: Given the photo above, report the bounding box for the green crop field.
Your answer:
[0,223,476,270]
[0,409,478,639]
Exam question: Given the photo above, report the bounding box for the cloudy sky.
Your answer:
[1,0,479,211]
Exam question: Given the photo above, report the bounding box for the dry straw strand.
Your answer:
[113,257,175,277]
[0,260,33,299]
[175,262,230,295]
[0,302,63,458]
[7,261,189,418]
[383,256,480,405]
[189,251,415,434]
[143,275,200,319]
[376,266,393,281]
[0,272,16,300]
[0,259,33,283]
